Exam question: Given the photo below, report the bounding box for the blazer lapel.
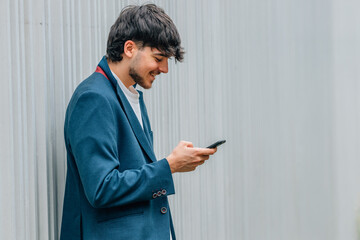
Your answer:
[97,56,157,163]
[139,91,153,148]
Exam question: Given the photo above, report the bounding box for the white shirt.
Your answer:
[111,71,143,129]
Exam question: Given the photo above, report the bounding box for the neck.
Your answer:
[107,59,135,88]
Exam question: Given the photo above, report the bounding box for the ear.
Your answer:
[123,40,137,58]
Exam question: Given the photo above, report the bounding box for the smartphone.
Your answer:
[207,140,226,149]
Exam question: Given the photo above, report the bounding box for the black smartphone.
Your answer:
[207,140,226,149]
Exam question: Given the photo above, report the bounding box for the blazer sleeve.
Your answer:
[65,90,175,208]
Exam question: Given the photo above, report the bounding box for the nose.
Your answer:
[159,59,168,73]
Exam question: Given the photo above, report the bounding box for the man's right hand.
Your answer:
[166,141,217,173]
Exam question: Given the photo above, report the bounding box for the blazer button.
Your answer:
[157,191,162,197]
[161,207,167,214]
[152,193,157,199]
[161,189,167,195]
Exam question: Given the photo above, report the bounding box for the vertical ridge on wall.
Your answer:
[44,0,56,237]
[0,0,15,238]
[43,0,53,239]
[14,0,26,239]
[24,0,36,238]
[36,0,49,234]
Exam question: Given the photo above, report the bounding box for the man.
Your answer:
[60,4,217,240]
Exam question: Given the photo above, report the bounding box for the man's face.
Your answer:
[129,46,169,89]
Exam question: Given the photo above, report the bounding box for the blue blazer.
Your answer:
[60,57,176,240]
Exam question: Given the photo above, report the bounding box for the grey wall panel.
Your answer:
[332,0,360,239]
[1,1,15,239]
[1,0,360,239]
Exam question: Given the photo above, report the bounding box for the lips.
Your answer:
[150,71,160,78]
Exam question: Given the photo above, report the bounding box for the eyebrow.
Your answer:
[153,52,169,57]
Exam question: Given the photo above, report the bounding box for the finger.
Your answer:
[200,155,210,161]
[198,160,205,165]
[193,147,217,155]
[180,140,193,148]
[194,155,209,162]
[186,165,197,172]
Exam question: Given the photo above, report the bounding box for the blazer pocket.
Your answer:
[96,203,145,223]
[98,210,144,225]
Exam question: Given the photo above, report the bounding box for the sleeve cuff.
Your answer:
[156,158,175,196]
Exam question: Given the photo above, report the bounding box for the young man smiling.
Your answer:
[60,4,216,240]
[108,42,168,90]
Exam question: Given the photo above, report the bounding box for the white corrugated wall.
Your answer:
[1,0,360,239]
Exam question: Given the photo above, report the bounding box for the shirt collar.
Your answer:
[111,71,139,98]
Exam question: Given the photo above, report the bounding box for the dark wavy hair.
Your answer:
[106,4,184,62]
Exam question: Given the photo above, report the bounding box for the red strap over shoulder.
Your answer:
[95,66,109,80]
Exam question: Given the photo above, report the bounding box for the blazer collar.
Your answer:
[97,56,157,162]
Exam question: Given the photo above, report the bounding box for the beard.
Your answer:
[129,67,149,89]
[128,54,152,89]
